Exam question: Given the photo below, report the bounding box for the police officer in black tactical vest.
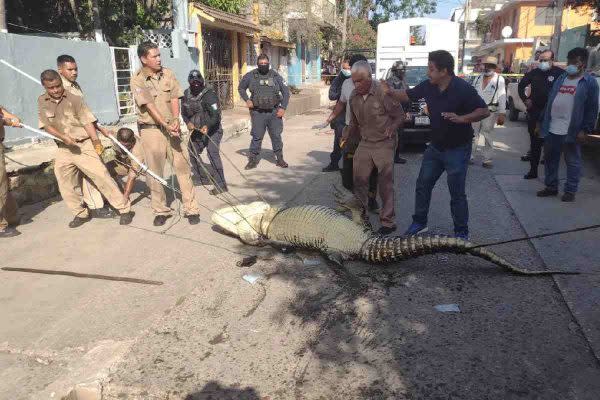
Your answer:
[238,54,290,170]
[182,70,228,194]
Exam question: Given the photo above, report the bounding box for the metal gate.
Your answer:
[110,47,136,117]
[202,27,233,109]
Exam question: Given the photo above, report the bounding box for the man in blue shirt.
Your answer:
[383,50,489,239]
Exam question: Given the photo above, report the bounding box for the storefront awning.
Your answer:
[473,38,535,56]
[192,4,260,34]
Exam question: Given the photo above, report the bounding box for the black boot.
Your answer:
[276,157,289,168]
[245,158,259,170]
[523,169,538,179]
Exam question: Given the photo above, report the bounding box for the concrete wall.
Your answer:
[0,32,120,144]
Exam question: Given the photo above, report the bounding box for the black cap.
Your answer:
[188,69,203,82]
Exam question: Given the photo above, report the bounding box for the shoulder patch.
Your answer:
[211,103,218,111]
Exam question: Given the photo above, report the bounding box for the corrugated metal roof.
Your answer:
[192,3,260,33]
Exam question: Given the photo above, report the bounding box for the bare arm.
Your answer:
[443,107,490,124]
[326,101,346,124]
[123,175,136,200]
[42,125,77,146]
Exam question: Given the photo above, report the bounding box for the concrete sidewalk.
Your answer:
[471,115,600,362]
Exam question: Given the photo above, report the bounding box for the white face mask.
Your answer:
[484,70,494,77]
[341,69,351,77]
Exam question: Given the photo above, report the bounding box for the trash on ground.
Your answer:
[302,258,321,266]
[237,255,258,268]
[434,304,460,313]
[242,273,264,285]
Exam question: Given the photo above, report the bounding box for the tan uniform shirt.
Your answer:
[61,76,84,97]
[0,106,6,143]
[347,80,404,143]
[38,91,97,141]
[130,67,183,124]
[102,141,146,179]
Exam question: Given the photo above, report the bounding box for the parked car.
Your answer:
[392,66,432,144]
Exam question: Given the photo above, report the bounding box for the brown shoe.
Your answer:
[245,159,259,170]
[276,158,289,168]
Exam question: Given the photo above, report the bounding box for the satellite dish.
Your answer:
[501,26,513,39]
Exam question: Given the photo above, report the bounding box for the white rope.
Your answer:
[106,134,168,187]
[0,59,39,84]
[19,123,64,143]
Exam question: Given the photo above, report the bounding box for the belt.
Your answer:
[138,123,161,130]
[254,108,275,113]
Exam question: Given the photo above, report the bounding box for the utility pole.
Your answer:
[0,0,8,33]
[550,0,565,56]
[460,0,471,73]
[89,0,103,42]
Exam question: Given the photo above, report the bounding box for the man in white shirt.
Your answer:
[471,56,506,168]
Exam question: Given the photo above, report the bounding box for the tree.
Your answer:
[351,0,437,30]
[347,16,376,50]
[197,0,248,14]
[6,0,171,45]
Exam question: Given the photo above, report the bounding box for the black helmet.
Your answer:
[188,69,204,83]
[392,60,406,71]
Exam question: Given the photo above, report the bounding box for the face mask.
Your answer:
[394,70,404,78]
[190,81,204,95]
[341,69,351,77]
[565,64,579,76]
[258,64,270,74]
[484,70,494,77]
[538,61,550,71]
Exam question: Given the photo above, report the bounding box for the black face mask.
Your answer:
[190,81,204,95]
[258,64,270,75]
[394,70,404,79]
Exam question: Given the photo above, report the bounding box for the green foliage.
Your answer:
[100,0,171,45]
[474,14,491,37]
[7,0,172,46]
[197,0,248,14]
[347,17,376,50]
[361,0,438,30]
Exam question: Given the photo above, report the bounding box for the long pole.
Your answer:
[551,0,565,56]
[460,0,471,73]
[0,0,7,33]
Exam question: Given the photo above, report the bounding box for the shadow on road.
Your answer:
[184,380,262,400]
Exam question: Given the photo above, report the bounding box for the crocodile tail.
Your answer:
[361,235,578,275]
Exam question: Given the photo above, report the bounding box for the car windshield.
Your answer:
[404,66,428,87]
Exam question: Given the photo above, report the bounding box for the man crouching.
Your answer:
[342,61,405,235]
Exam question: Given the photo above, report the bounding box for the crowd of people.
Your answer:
[319,47,598,238]
[0,42,290,237]
[0,43,598,241]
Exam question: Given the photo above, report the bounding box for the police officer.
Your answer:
[0,107,22,238]
[38,70,134,228]
[130,41,200,226]
[182,70,227,195]
[238,54,290,170]
[386,60,408,164]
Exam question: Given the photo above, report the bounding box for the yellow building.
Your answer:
[475,0,594,70]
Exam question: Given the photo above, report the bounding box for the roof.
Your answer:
[191,3,260,33]
[260,36,295,49]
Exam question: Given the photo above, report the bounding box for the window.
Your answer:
[409,25,426,46]
[535,7,555,26]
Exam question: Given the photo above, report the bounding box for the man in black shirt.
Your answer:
[383,50,489,239]
[518,50,564,179]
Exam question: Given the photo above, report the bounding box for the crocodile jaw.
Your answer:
[211,202,273,244]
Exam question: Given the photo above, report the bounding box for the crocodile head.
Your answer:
[211,201,278,245]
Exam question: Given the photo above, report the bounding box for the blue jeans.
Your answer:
[413,143,471,234]
[544,132,582,193]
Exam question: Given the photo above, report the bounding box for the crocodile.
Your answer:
[211,199,576,276]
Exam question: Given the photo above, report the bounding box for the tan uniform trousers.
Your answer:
[140,127,199,216]
[1,143,19,230]
[54,139,131,218]
[353,139,396,228]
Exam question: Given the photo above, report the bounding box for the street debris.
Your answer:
[302,258,321,266]
[242,273,264,284]
[434,304,461,313]
[237,255,258,268]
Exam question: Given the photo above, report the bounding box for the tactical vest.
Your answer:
[250,70,281,110]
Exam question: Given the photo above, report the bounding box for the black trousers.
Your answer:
[394,129,405,159]
[341,152,377,197]
[329,120,344,167]
[527,110,544,172]
[189,130,227,189]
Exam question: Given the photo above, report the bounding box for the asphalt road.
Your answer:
[1,110,599,399]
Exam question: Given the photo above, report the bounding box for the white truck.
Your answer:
[376,17,460,79]
[376,18,460,144]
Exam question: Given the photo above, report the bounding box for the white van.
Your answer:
[376,17,460,79]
